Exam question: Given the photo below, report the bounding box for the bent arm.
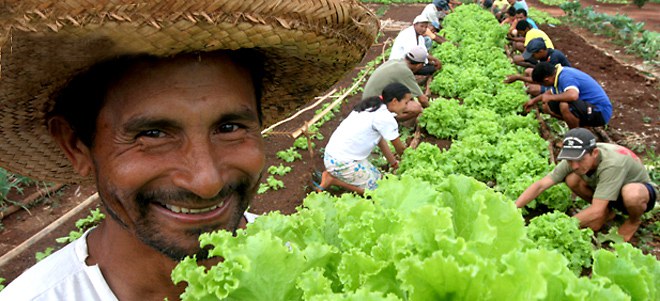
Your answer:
[391,137,406,157]
[523,93,543,112]
[378,138,397,166]
[428,54,442,69]
[505,74,534,84]
[573,199,610,231]
[542,88,578,103]
[418,94,430,108]
[515,175,556,208]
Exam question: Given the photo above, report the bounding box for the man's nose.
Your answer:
[172,139,223,199]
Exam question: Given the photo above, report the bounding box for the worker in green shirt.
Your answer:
[516,128,657,242]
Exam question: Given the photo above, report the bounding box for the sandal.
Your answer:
[311,180,325,192]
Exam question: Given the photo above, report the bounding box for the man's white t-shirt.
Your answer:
[421,4,441,28]
[0,212,260,300]
[324,105,399,162]
[389,26,427,62]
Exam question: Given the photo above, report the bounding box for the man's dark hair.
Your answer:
[515,8,527,16]
[404,55,424,65]
[516,20,530,31]
[49,50,265,147]
[531,62,556,83]
[507,6,517,17]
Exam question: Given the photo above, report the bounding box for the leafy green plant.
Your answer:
[0,277,4,292]
[266,176,284,191]
[56,209,106,244]
[559,1,582,15]
[171,174,654,300]
[35,247,54,262]
[267,164,292,176]
[276,147,302,163]
[596,227,625,245]
[527,211,595,275]
[528,8,562,24]
[293,137,315,150]
[257,183,270,194]
[418,98,467,139]
[592,243,660,301]
[632,0,646,7]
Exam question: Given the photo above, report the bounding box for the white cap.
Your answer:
[406,45,428,63]
[413,15,430,24]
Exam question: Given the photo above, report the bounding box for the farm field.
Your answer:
[0,1,658,297]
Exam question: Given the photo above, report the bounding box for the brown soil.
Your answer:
[1,3,658,286]
[526,0,660,32]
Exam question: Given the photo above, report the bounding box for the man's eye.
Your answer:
[217,124,241,133]
[137,129,165,138]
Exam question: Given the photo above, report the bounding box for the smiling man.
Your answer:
[0,1,377,300]
[516,128,658,242]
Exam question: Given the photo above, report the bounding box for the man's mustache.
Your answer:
[135,180,252,208]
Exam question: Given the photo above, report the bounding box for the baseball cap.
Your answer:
[413,15,430,24]
[522,38,546,60]
[557,128,598,161]
[406,45,428,63]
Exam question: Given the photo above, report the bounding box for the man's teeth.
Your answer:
[164,203,222,214]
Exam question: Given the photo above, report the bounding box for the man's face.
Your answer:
[569,150,598,176]
[516,13,525,21]
[414,22,429,35]
[89,54,265,260]
[532,49,548,61]
[541,74,554,87]
[410,61,424,73]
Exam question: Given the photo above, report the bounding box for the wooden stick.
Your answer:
[0,193,100,269]
[0,183,65,220]
[381,38,392,64]
[261,88,337,135]
[409,124,422,149]
[290,66,373,139]
[424,75,434,96]
[535,111,557,164]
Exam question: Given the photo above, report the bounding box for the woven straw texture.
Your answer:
[0,0,379,183]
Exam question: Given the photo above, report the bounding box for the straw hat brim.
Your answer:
[0,0,379,183]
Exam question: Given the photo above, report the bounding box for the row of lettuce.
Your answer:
[172,5,659,301]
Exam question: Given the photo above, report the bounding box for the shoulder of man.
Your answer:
[0,237,109,300]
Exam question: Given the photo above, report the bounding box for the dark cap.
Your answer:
[557,128,597,161]
[522,38,546,60]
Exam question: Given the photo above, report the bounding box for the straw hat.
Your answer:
[0,0,379,183]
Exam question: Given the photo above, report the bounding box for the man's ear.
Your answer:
[47,116,94,177]
[544,75,554,85]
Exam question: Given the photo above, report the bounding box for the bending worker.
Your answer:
[524,62,612,129]
[318,83,412,195]
[363,45,432,122]
[516,128,657,242]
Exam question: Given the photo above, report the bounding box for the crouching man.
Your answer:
[516,128,657,242]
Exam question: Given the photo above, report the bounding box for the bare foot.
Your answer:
[318,171,333,191]
[618,219,642,242]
